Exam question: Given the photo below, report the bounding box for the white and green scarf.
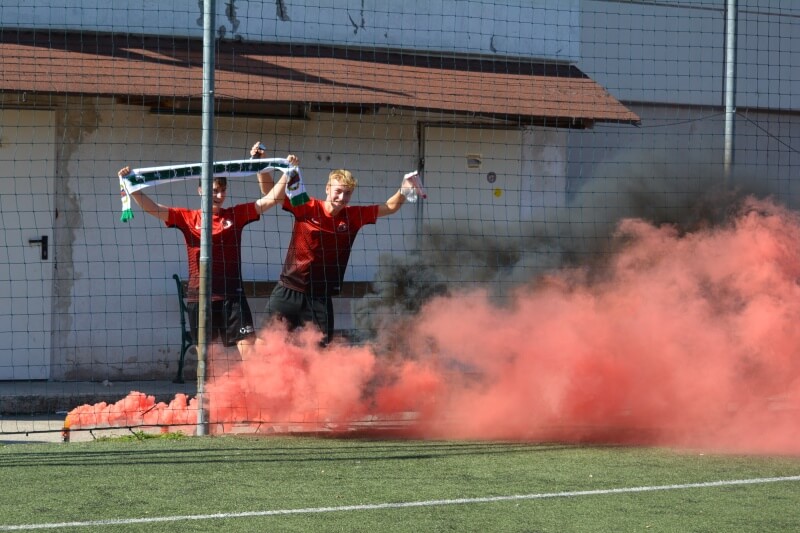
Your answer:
[119,158,308,222]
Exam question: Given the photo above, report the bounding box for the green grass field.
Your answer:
[1,435,799,532]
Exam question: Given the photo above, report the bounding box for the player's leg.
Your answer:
[187,300,230,379]
[306,294,334,346]
[264,283,305,332]
[222,294,256,361]
[202,300,234,378]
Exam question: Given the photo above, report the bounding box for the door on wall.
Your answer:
[0,110,55,380]
[422,125,522,236]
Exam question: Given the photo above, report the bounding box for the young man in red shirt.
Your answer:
[250,144,420,345]
[117,152,297,363]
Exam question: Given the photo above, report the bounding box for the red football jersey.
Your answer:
[166,203,260,301]
[280,197,378,296]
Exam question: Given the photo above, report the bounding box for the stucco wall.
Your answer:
[0,0,580,61]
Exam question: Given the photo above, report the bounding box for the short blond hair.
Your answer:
[328,169,357,189]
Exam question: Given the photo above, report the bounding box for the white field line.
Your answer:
[1,475,799,531]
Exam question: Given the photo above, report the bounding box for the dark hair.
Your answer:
[213,177,228,188]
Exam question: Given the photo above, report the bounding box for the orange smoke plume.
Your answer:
[68,197,800,454]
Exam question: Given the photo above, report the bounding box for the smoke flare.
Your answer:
[68,197,800,454]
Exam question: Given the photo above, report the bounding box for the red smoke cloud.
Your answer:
[68,197,800,454]
[66,391,198,434]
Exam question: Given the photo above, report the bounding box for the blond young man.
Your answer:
[249,144,418,345]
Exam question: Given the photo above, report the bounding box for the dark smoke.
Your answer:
[354,152,764,342]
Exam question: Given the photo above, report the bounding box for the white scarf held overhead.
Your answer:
[118,158,307,222]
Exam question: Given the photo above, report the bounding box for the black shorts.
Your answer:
[264,283,333,344]
[187,294,255,347]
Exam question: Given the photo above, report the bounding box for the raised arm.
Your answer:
[255,171,290,214]
[378,189,407,218]
[118,166,170,222]
[254,154,299,214]
[377,172,420,217]
[251,142,298,196]
[251,142,275,195]
[257,170,275,196]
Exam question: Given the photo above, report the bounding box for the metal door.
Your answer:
[0,110,55,380]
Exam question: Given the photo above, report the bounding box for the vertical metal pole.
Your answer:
[415,123,425,248]
[723,0,737,183]
[196,0,216,437]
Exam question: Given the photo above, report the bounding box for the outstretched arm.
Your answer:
[377,172,420,217]
[118,166,170,222]
[378,189,407,218]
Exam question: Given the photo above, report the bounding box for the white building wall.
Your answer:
[571,1,800,222]
[2,1,798,379]
[580,0,800,111]
[0,0,580,61]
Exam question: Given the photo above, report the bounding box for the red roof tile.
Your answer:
[0,30,640,127]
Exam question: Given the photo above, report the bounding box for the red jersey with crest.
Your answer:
[280,197,379,296]
[166,203,260,301]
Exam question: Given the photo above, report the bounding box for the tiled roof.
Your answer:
[0,30,640,127]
